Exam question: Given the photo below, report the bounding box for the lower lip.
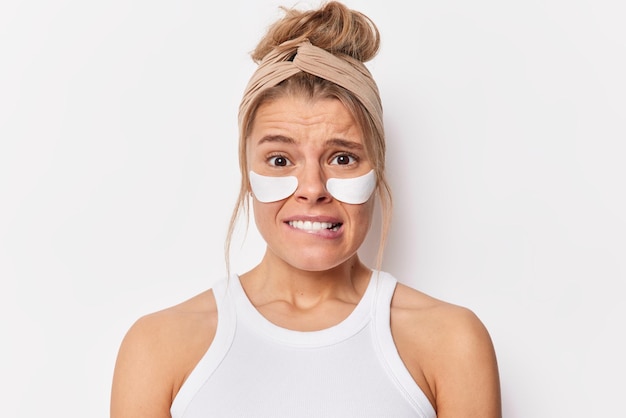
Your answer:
[285,222,343,238]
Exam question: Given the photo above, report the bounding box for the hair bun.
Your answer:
[251,1,380,64]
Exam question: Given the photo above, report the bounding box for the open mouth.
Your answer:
[287,220,342,232]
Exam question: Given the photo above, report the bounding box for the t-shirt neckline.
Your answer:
[230,272,378,348]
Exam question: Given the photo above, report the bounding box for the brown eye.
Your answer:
[331,153,358,166]
[269,156,291,167]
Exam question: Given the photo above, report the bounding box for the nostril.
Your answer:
[294,176,332,202]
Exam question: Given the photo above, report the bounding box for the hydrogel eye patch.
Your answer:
[249,169,376,204]
[326,170,376,204]
[249,171,298,203]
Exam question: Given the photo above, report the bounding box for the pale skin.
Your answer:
[110,95,502,418]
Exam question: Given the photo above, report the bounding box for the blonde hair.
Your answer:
[225,1,392,274]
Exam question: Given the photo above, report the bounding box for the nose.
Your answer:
[294,165,331,204]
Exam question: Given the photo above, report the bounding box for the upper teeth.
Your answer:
[289,220,339,231]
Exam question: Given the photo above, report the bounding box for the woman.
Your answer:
[110,2,501,417]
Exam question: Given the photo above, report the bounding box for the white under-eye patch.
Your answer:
[249,171,298,203]
[326,170,376,204]
[249,169,376,204]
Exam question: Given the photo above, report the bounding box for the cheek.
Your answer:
[252,199,281,233]
[349,198,376,232]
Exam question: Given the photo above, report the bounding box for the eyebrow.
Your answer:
[256,135,364,150]
[256,135,295,145]
[325,138,364,150]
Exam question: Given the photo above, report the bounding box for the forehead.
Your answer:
[249,96,363,142]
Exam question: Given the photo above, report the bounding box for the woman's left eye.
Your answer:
[331,153,357,165]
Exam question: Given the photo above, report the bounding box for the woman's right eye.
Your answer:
[268,155,291,167]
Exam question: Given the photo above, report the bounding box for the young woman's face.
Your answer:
[247,96,376,272]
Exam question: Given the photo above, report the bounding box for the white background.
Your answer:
[1,0,624,416]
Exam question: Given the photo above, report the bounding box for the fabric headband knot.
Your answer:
[238,40,383,137]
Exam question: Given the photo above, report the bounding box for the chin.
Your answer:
[281,251,355,273]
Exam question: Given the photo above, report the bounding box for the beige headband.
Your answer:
[238,40,383,137]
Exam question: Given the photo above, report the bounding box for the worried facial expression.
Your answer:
[247,96,376,272]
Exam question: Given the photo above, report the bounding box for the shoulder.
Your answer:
[122,289,219,365]
[391,282,492,347]
[390,282,502,417]
[127,288,218,347]
[390,282,493,373]
[110,288,219,418]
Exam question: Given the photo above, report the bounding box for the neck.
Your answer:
[240,251,372,310]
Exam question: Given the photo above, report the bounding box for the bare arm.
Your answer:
[110,291,217,418]
[392,285,502,418]
[432,307,501,418]
[110,314,176,418]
